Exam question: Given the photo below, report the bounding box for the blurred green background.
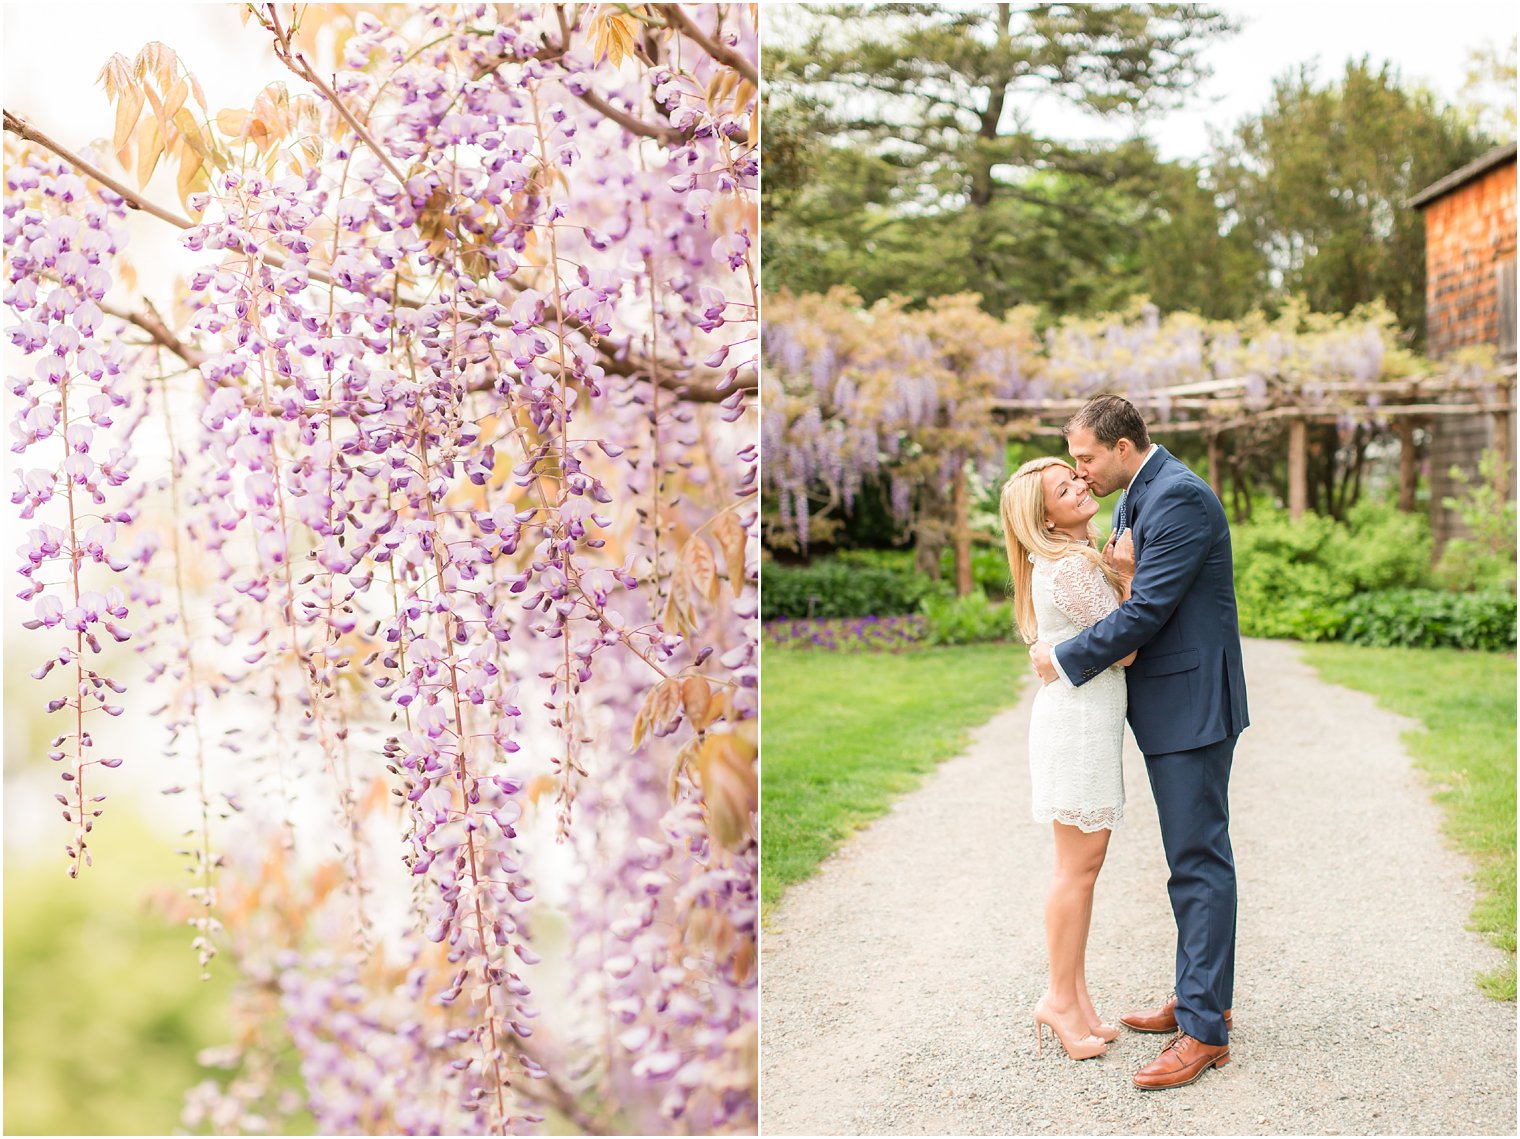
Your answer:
[4,809,236,1135]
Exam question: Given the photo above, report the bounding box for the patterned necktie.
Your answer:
[1115,490,1129,537]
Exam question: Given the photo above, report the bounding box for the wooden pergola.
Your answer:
[987,364,1517,520]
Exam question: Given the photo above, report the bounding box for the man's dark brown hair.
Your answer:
[1063,394,1150,451]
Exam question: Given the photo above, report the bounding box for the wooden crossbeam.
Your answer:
[993,403,1518,437]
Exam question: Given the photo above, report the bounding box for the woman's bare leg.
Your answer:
[1075,887,1107,1031]
[1039,821,1111,1038]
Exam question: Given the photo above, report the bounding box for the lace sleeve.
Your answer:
[1051,554,1120,630]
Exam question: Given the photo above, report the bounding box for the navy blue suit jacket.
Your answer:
[1053,447,1249,756]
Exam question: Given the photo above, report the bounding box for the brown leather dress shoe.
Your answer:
[1119,993,1232,1034]
[1132,1033,1231,1090]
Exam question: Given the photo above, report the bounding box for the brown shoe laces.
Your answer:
[1160,1031,1197,1057]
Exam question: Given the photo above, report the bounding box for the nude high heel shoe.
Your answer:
[1033,1001,1109,1060]
[1090,1021,1120,1043]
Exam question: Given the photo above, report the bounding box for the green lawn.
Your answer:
[761,643,1025,911]
[1301,643,1517,1000]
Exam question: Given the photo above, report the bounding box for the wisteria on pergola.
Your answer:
[762,290,1515,595]
[989,363,1517,520]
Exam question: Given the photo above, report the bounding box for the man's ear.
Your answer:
[1114,437,1133,461]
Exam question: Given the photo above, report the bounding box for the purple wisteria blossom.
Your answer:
[6,5,757,1134]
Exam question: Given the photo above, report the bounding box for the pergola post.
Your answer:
[1492,383,1513,496]
[1206,430,1223,500]
[1288,418,1308,520]
[1397,418,1419,513]
[952,458,973,598]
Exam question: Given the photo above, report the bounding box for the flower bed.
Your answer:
[763,615,930,652]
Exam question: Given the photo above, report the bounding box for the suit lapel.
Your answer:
[1126,445,1171,532]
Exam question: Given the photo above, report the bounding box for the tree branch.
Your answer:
[573,87,686,147]
[654,5,758,87]
[4,110,192,231]
[100,298,209,370]
[6,101,753,406]
[260,4,412,189]
[97,292,750,406]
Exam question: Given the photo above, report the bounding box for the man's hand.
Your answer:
[1030,640,1059,685]
[1110,529,1135,578]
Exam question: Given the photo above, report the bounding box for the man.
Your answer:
[1030,394,1249,1090]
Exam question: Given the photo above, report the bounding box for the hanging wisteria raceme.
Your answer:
[761,289,1040,553]
[6,154,146,880]
[6,5,756,1135]
[762,289,1420,552]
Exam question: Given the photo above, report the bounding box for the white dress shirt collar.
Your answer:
[1125,444,1160,494]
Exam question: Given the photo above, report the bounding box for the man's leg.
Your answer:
[1143,735,1238,1046]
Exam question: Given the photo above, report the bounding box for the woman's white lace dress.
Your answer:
[1028,552,1127,831]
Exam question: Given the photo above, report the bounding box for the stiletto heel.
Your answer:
[1032,1001,1108,1060]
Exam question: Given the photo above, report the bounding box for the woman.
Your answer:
[1001,456,1134,1061]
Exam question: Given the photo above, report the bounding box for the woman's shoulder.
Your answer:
[1033,548,1097,574]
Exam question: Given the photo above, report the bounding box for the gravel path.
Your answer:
[759,638,1516,1136]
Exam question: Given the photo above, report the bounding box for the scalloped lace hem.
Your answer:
[1033,806,1123,832]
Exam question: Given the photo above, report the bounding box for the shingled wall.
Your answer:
[1413,145,1517,543]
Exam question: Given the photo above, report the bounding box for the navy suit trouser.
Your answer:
[1144,734,1238,1047]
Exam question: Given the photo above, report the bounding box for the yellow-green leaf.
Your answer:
[97,53,132,100]
[712,510,748,597]
[162,77,189,124]
[692,732,756,851]
[591,10,640,68]
[113,83,145,168]
[662,573,695,639]
[135,41,178,91]
[680,677,714,729]
[216,108,250,138]
[173,108,213,161]
[135,115,164,188]
[177,151,209,213]
[141,81,167,135]
[682,535,720,605]
[732,79,756,115]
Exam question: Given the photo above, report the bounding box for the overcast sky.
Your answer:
[760,0,1517,161]
[1128,0,1516,159]
[2,2,1515,167]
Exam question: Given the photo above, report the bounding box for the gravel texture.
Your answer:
[759,638,1516,1136]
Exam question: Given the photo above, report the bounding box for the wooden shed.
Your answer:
[1409,141,1518,543]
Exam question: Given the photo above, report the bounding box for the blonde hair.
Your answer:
[1000,457,1126,643]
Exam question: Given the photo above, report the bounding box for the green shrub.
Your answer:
[761,557,945,619]
[1329,498,1435,592]
[1435,451,1517,594]
[1340,590,1517,652]
[830,548,915,570]
[826,545,1012,600]
[937,544,1014,599]
[1231,503,1440,641]
[1232,510,1352,640]
[919,591,1016,645]
[1438,538,1518,595]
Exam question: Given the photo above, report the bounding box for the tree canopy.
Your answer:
[763,2,1239,316]
[1211,57,1492,348]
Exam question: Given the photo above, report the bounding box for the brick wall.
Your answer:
[1424,158,1517,360]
